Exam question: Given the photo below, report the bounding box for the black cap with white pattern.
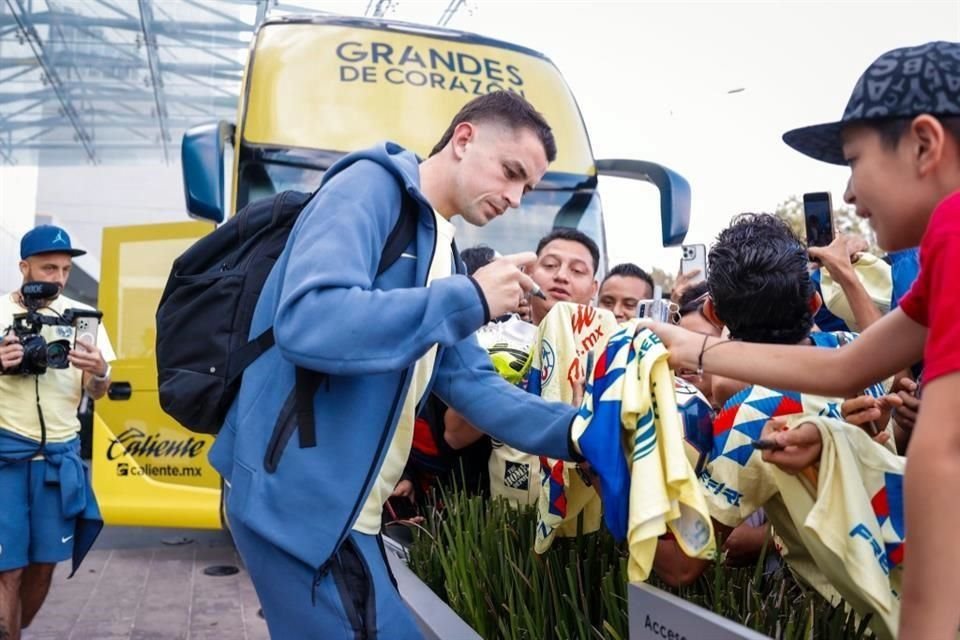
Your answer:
[783,41,960,165]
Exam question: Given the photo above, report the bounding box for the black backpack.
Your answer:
[156,189,417,435]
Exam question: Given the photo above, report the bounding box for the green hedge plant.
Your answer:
[407,489,874,640]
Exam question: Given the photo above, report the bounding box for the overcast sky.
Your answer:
[318,0,960,271]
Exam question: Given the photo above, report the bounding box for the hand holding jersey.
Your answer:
[527,303,618,550]
[766,416,907,640]
[703,380,912,640]
[566,320,715,581]
[488,303,615,509]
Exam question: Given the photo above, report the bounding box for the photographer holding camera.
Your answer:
[0,225,114,639]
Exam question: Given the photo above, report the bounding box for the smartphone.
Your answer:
[680,244,707,285]
[803,192,834,249]
[637,299,671,322]
[73,313,101,347]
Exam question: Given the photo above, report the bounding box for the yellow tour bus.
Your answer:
[93,14,691,529]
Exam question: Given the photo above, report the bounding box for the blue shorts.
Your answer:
[0,456,76,571]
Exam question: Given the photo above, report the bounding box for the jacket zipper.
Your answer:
[316,537,376,639]
[316,201,436,585]
[415,237,461,413]
[262,387,299,473]
[315,367,409,596]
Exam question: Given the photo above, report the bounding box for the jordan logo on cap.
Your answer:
[53,230,67,245]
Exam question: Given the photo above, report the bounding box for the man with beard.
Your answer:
[0,225,114,640]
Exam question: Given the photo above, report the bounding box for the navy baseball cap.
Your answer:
[784,41,960,165]
[20,225,86,259]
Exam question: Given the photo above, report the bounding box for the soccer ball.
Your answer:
[475,315,536,385]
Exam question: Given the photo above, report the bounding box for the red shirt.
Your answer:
[899,190,960,383]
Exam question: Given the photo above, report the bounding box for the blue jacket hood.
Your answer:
[324,141,433,224]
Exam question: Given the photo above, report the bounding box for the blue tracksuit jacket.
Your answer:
[209,142,576,573]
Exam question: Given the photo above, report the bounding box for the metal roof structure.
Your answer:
[0,0,471,167]
[0,0,297,166]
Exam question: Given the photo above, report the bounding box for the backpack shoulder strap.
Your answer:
[227,328,275,384]
[235,187,420,385]
[451,238,463,273]
[290,191,418,451]
[295,366,325,449]
[245,187,421,458]
[376,190,419,276]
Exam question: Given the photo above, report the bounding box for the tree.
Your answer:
[649,266,676,293]
[773,195,880,255]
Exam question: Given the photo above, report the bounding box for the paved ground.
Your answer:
[22,527,269,640]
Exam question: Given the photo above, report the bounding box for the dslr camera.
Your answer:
[2,282,102,376]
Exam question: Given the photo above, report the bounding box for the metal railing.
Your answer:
[384,532,769,640]
[382,536,482,640]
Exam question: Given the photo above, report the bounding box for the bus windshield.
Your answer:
[451,190,605,266]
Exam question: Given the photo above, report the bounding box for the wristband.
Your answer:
[91,363,111,382]
[697,337,730,377]
[696,334,710,377]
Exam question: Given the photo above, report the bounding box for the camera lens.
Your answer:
[46,340,71,370]
[19,334,49,374]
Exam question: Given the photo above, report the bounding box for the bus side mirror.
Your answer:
[595,159,691,246]
[182,121,235,224]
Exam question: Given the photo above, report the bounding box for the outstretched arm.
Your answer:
[643,308,925,399]
[432,335,576,462]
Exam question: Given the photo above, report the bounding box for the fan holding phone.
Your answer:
[669,243,708,308]
[803,192,893,333]
[803,192,834,253]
